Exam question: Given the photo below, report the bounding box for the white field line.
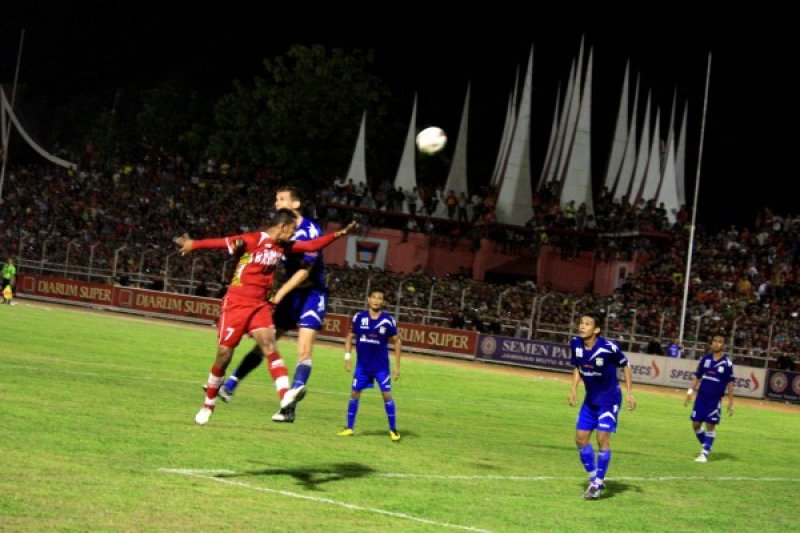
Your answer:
[163,468,800,484]
[159,468,492,533]
[377,473,800,482]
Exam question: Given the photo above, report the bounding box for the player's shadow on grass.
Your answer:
[705,452,735,462]
[217,462,374,491]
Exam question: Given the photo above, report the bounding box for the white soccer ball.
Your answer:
[415,126,447,154]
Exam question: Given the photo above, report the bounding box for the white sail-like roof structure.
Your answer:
[639,107,662,202]
[491,68,518,189]
[442,84,471,198]
[536,83,561,191]
[559,46,594,215]
[495,46,534,226]
[393,94,418,213]
[345,111,367,186]
[613,74,641,202]
[629,91,652,204]
[602,61,630,194]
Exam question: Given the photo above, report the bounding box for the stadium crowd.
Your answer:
[1,160,798,368]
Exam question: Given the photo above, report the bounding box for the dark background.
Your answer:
[2,5,795,232]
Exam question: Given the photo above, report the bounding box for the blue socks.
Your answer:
[703,430,716,453]
[695,428,707,444]
[384,399,397,431]
[596,450,611,480]
[579,445,611,482]
[579,444,596,477]
[292,360,312,389]
[346,398,360,429]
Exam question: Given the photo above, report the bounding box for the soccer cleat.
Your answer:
[338,428,354,437]
[217,385,234,403]
[195,407,213,425]
[389,429,401,442]
[280,385,307,409]
[695,452,708,463]
[582,481,605,499]
[271,407,296,423]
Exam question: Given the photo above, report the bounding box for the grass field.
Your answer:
[2,302,797,532]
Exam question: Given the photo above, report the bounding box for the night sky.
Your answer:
[2,6,795,232]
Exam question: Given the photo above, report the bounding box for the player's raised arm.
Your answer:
[174,234,194,256]
[289,220,359,254]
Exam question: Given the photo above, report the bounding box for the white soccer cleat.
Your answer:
[271,407,296,423]
[582,480,605,499]
[195,407,213,425]
[279,385,307,409]
[695,452,708,463]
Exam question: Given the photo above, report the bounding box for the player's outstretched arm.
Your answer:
[174,234,194,256]
[335,220,358,238]
[290,221,360,254]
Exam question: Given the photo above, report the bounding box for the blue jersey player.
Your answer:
[338,289,402,442]
[568,312,635,499]
[220,186,330,423]
[683,335,735,462]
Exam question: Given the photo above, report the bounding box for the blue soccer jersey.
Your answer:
[285,217,326,291]
[691,353,735,424]
[694,353,735,403]
[273,216,327,331]
[570,336,628,406]
[351,310,397,375]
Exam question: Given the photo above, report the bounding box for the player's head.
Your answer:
[275,186,302,213]
[269,208,299,240]
[368,288,386,310]
[578,311,604,340]
[710,334,725,353]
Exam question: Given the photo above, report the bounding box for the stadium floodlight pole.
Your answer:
[0,29,25,204]
[678,52,712,347]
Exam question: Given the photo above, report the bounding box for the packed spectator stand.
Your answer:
[1,161,797,371]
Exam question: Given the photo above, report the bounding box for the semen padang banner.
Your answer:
[475,334,572,372]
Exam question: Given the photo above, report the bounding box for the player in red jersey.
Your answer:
[175,208,356,425]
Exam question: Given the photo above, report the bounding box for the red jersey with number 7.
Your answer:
[191,231,338,301]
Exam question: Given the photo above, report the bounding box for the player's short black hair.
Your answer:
[269,208,298,227]
[369,287,386,298]
[582,310,606,329]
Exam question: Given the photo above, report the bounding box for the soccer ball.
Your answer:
[415,126,447,154]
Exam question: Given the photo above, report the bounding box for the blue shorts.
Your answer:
[691,398,723,424]
[576,400,620,433]
[351,366,392,392]
[273,289,327,331]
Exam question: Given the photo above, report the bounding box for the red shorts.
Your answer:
[216,294,274,348]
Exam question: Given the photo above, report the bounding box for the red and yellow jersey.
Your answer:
[191,231,338,301]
